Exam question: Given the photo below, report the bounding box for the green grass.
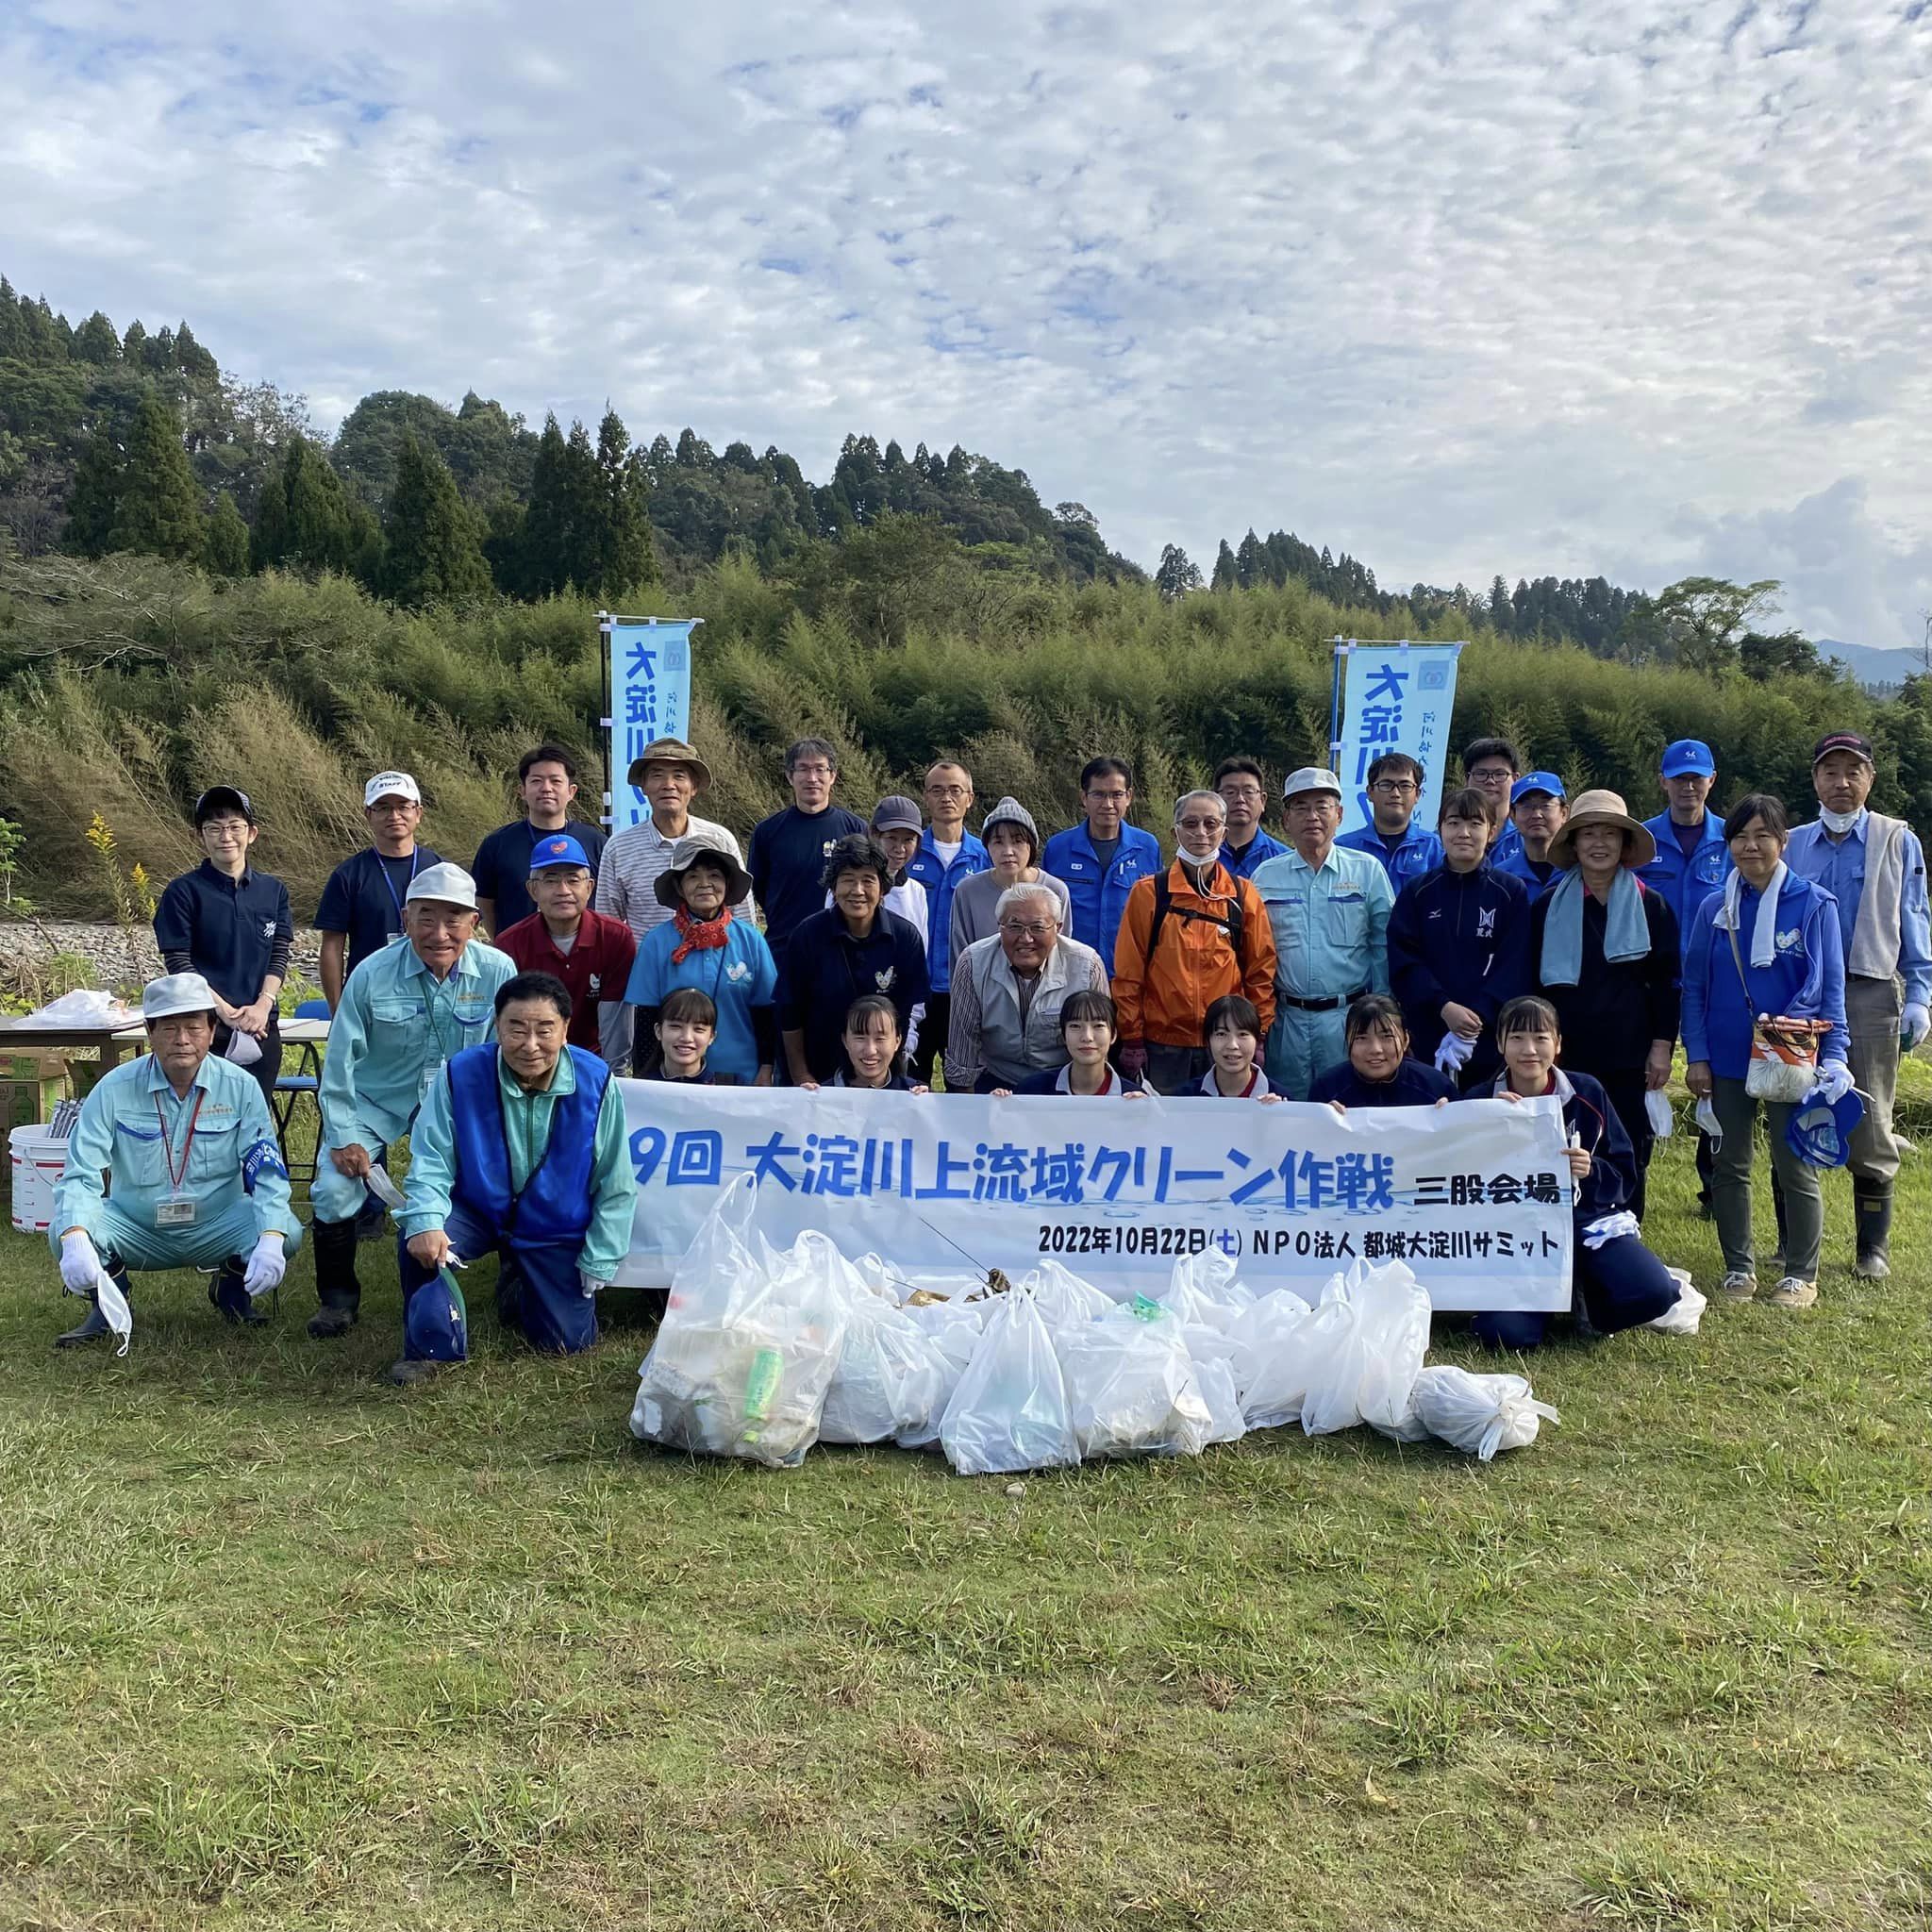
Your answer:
[1,1128,1926,1931]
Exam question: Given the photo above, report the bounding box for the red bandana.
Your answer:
[670,903,733,966]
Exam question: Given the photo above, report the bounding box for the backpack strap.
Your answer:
[1143,869,1243,962]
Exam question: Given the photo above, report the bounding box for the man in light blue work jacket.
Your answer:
[307,862,516,1340]
[52,973,300,1348]
[1041,756,1162,974]
[1252,768,1394,1098]
[390,970,638,1385]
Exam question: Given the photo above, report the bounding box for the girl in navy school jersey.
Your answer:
[1008,991,1148,1097]
[798,993,930,1092]
[1195,994,1284,1100]
[646,986,741,1084]
[1310,993,1457,1110]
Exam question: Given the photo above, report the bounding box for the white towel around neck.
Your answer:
[1714,861,1788,970]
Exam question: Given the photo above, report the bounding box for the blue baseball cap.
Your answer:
[1660,740,1715,778]
[1510,771,1565,805]
[1786,1086,1864,1170]
[528,833,591,874]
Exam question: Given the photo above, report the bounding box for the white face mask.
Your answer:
[1819,805,1861,835]
[1695,1097,1723,1144]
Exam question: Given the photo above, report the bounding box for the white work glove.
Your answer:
[1808,1060,1855,1107]
[242,1235,287,1297]
[579,1271,607,1299]
[58,1230,101,1295]
[1434,1031,1474,1075]
[1902,1001,1929,1053]
[1581,1210,1640,1252]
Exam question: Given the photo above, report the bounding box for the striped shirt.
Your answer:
[591,814,751,942]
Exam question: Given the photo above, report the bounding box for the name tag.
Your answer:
[157,1198,197,1226]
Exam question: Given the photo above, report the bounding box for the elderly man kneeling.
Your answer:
[390,972,638,1385]
[51,973,300,1347]
[945,882,1108,1092]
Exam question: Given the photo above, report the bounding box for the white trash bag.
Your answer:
[1058,1296,1214,1460]
[1180,1324,1247,1444]
[939,1287,1078,1476]
[1019,1257,1117,1325]
[1409,1365,1560,1460]
[1302,1259,1432,1438]
[630,1177,853,1468]
[1228,1287,1315,1428]
[896,1317,985,1451]
[1162,1247,1257,1330]
[822,1296,952,1446]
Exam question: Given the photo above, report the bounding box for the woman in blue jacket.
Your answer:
[1681,793,1850,1309]
[1388,788,1532,1090]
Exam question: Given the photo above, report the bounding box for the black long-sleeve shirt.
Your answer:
[1530,883,1680,1078]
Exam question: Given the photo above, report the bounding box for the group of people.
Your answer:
[47,721,1925,1376]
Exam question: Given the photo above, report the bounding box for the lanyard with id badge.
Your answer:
[378,849,422,948]
[155,1091,205,1225]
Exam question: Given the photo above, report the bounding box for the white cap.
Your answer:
[364,770,422,808]
[1281,766,1342,800]
[143,973,219,1022]
[404,861,478,910]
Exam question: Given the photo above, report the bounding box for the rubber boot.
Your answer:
[210,1259,267,1325]
[1854,1187,1893,1280]
[55,1266,131,1349]
[307,1217,362,1338]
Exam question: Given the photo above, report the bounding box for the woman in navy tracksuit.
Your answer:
[1473,995,1682,1350]
[1388,788,1532,1091]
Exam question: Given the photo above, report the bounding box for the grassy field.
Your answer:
[0,1119,1926,1931]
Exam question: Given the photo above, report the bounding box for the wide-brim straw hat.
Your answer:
[1547,789,1656,871]
[654,826,753,908]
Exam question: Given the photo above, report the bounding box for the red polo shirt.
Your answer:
[495,908,639,1053]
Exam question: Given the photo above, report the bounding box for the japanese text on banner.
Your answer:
[606,619,696,830]
[1335,642,1462,836]
[613,1083,1573,1312]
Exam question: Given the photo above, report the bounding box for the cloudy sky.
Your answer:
[5,0,1930,646]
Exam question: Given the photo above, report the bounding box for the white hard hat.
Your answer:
[405,861,478,910]
[142,973,219,1022]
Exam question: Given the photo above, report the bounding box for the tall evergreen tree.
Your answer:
[203,492,251,576]
[63,425,125,558]
[595,407,656,594]
[518,414,573,597]
[108,392,204,561]
[1154,543,1203,600]
[381,432,491,606]
[1210,539,1238,592]
[71,310,121,364]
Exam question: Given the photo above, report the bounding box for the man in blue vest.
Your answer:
[1637,739,1730,1212]
[1041,756,1162,974]
[1335,752,1442,889]
[903,758,991,1085]
[390,972,638,1385]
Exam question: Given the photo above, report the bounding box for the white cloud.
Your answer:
[3,0,1930,643]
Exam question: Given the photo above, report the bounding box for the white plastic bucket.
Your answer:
[10,1124,69,1234]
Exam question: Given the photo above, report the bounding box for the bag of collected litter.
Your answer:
[1058,1295,1214,1460]
[1409,1365,1559,1460]
[939,1286,1078,1475]
[896,1317,984,1451]
[1162,1247,1257,1330]
[1300,1259,1432,1437]
[1180,1324,1247,1444]
[1228,1288,1315,1428]
[822,1295,952,1446]
[630,1178,852,1468]
[1020,1257,1116,1325]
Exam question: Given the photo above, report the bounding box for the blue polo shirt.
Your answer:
[1041,822,1162,974]
[472,819,607,933]
[315,845,443,982]
[1336,820,1444,891]
[1220,827,1289,880]
[153,860,293,1008]
[904,828,991,992]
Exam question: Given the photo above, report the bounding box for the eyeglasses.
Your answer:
[1175,816,1224,833]
[1000,920,1058,939]
[791,763,834,779]
[1218,785,1264,802]
[1371,778,1418,796]
[1084,791,1130,807]
[1469,766,1515,784]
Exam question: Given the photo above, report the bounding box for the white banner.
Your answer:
[614,1083,1573,1311]
[1335,641,1462,835]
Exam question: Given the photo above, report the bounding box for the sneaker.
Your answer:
[307,1305,358,1340]
[1855,1250,1891,1281]
[1719,1271,1758,1301]
[1768,1276,1818,1308]
[389,1357,440,1387]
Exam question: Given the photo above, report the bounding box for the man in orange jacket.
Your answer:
[1111,790,1277,1093]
